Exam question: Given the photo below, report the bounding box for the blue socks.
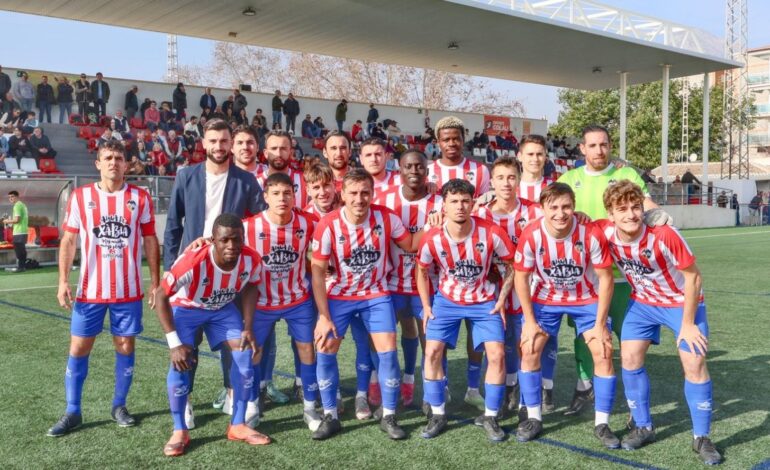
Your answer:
[685,379,712,437]
[518,370,542,407]
[300,362,319,402]
[250,363,262,402]
[593,375,617,414]
[467,359,482,389]
[377,350,401,411]
[351,318,374,393]
[291,340,302,379]
[424,378,445,407]
[484,383,505,413]
[442,354,449,389]
[541,335,558,382]
[260,328,277,383]
[112,351,135,408]
[65,355,89,414]
[167,366,190,431]
[622,367,652,428]
[401,336,419,376]
[229,350,254,426]
[316,352,339,411]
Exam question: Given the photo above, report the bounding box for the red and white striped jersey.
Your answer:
[253,164,309,208]
[518,177,554,203]
[428,158,490,198]
[418,217,514,305]
[595,220,701,307]
[63,183,156,303]
[372,170,401,201]
[374,187,443,295]
[243,210,316,309]
[474,199,543,313]
[514,217,612,306]
[312,205,408,300]
[162,245,261,311]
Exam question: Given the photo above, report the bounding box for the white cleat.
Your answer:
[185,401,195,430]
[223,392,233,416]
[303,408,323,432]
[245,400,260,429]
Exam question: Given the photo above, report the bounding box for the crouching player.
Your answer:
[155,214,268,456]
[599,180,721,465]
[417,179,515,441]
[514,183,620,448]
[243,173,322,432]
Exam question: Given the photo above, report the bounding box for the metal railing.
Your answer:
[647,182,734,207]
[736,203,770,226]
[748,74,770,86]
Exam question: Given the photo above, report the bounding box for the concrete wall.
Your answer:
[662,205,736,229]
[5,67,548,137]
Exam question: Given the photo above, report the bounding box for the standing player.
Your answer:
[514,183,620,449]
[375,149,443,407]
[48,141,160,436]
[311,169,421,440]
[359,137,401,200]
[417,179,514,441]
[243,173,322,432]
[304,163,340,217]
[518,134,556,203]
[598,180,721,465]
[322,130,351,192]
[155,214,268,456]
[254,130,309,209]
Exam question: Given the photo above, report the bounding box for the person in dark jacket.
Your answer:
[232,89,247,117]
[8,128,31,166]
[0,66,11,99]
[172,83,187,121]
[199,87,217,112]
[124,85,139,119]
[36,76,55,123]
[55,76,74,124]
[89,72,110,118]
[366,103,379,133]
[28,127,57,166]
[335,99,347,131]
[283,93,300,134]
[139,98,152,122]
[74,74,90,117]
[271,90,283,129]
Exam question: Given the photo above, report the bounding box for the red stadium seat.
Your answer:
[130,117,146,129]
[406,135,416,145]
[77,127,93,140]
[39,226,60,247]
[3,228,12,243]
[38,159,61,174]
[99,115,113,127]
[312,138,324,150]
[87,138,99,153]
[69,114,87,126]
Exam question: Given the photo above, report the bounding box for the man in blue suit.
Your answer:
[163,118,266,428]
[199,88,217,115]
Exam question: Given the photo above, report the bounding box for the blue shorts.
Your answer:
[426,293,504,351]
[530,302,610,338]
[253,299,316,345]
[173,303,243,351]
[392,293,425,320]
[328,296,396,338]
[71,300,143,337]
[621,301,709,354]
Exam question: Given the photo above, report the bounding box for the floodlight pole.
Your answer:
[661,65,670,183]
[702,72,710,187]
[620,72,628,160]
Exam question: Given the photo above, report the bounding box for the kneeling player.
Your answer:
[243,173,321,432]
[155,214,268,456]
[599,180,721,465]
[417,179,514,441]
[514,183,620,448]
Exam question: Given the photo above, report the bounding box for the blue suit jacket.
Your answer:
[163,162,266,270]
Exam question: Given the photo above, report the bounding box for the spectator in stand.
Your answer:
[124,85,139,119]
[543,155,556,178]
[335,99,347,131]
[0,152,6,173]
[1,107,22,133]
[74,74,90,118]
[680,169,701,198]
[495,131,507,149]
[642,169,655,185]
[283,92,300,134]
[271,90,283,129]
[172,83,187,121]
[126,153,146,176]
[478,131,489,147]
[385,120,402,144]
[0,129,8,169]
[221,95,234,117]
[232,89,247,118]
[97,128,118,147]
[421,126,435,142]
[36,75,55,124]
[555,142,567,158]
[291,136,305,163]
[22,112,39,134]
[29,127,57,166]
[55,77,74,124]
[302,114,319,138]
[111,110,132,139]
[159,102,177,132]
[235,108,249,126]
[144,101,160,131]
[2,91,20,119]
[371,122,387,140]
[90,72,110,118]
[224,107,237,127]
[351,120,364,142]
[716,191,728,208]
[485,141,496,164]
[148,142,169,176]
[251,109,268,145]
[425,138,439,160]
[314,116,328,137]
[139,98,152,122]
[12,72,35,112]
[128,139,150,172]
[184,116,201,140]
[366,103,379,134]
[199,87,217,113]
[8,128,31,166]
[0,66,11,99]
[163,129,185,170]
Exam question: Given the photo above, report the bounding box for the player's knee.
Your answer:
[485,345,505,367]
[424,344,443,366]
[295,342,315,363]
[69,336,95,357]
[112,336,135,355]
[621,349,645,370]
[681,355,709,382]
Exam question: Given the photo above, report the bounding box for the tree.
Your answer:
[177,42,527,118]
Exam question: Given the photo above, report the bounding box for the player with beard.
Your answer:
[311,169,423,440]
[514,183,619,449]
[254,131,309,209]
[417,179,514,441]
[322,130,351,193]
[374,150,443,408]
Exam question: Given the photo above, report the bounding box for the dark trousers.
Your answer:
[286,114,297,133]
[95,99,107,117]
[38,101,52,123]
[12,234,26,269]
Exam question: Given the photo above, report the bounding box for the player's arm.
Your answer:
[677,263,708,355]
[57,230,77,309]
[2,214,19,224]
[584,265,614,359]
[239,282,260,358]
[416,264,434,331]
[395,231,423,253]
[153,284,194,372]
[311,257,337,347]
[490,260,514,328]
[143,235,161,308]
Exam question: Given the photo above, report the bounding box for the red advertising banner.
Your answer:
[483,115,510,136]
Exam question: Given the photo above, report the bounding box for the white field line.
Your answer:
[686,230,770,240]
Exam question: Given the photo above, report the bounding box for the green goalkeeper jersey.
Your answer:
[557,164,649,220]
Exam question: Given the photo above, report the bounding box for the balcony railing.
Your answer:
[748,74,770,86]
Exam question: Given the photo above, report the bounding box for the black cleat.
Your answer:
[563,387,594,416]
[542,388,555,413]
[516,418,543,442]
[621,425,655,450]
[517,406,528,424]
[380,415,406,440]
[474,415,506,442]
[594,423,620,449]
[422,401,432,418]
[47,413,82,437]
[505,383,520,413]
[110,406,136,427]
[693,437,722,465]
[373,406,383,421]
[421,414,448,439]
[257,391,266,418]
[292,382,304,402]
[311,414,341,440]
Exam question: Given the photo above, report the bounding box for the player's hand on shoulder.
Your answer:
[643,208,674,227]
[574,211,592,224]
[185,236,211,252]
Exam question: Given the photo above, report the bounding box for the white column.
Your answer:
[620,72,628,160]
[702,72,710,185]
[661,65,670,183]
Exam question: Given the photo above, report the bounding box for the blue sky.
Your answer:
[1,1,768,123]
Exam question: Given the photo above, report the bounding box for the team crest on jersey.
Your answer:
[448,259,483,284]
[239,271,249,281]
[474,242,485,252]
[608,178,618,185]
[574,241,584,253]
[295,228,305,239]
[429,173,438,181]
[372,224,383,236]
[574,180,582,189]
[293,183,300,193]
[543,259,584,279]
[407,225,421,234]
[201,288,237,309]
[514,252,523,263]
[126,200,137,211]
[517,217,527,228]
[428,209,438,215]
[641,249,652,259]
[342,245,381,273]
[263,245,299,274]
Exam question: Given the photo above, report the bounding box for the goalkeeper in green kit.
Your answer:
[557,125,672,415]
